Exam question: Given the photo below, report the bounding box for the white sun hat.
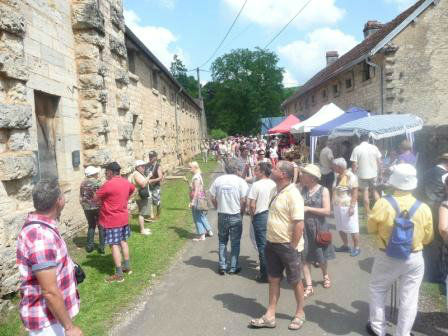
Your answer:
[388,163,418,191]
[85,166,100,177]
[135,160,146,168]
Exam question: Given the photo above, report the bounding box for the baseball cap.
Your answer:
[85,166,100,177]
[135,160,146,167]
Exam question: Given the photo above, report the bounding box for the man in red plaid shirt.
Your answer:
[16,179,82,336]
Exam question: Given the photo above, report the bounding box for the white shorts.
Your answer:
[29,323,65,336]
[334,205,359,233]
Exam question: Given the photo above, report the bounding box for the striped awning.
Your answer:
[329,114,424,140]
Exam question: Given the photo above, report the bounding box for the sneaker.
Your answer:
[365,322,392,336]
[218,269,226,275]
[255,274,268,283]
[141,229,152,236]
[350,248,361,257]
[97,248,105,255]
[123,268,133,275]
[335,245,351,253]
[85,245,94,253]
[206,231,214,237]
[228,267,242,275]
[105,274,124,283]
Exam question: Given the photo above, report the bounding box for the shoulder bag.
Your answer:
[193,175,209,211]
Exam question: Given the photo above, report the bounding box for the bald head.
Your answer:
[276,160,294,181]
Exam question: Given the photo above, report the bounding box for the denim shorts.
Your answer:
[104,225,131,245]
[265,241,302,284]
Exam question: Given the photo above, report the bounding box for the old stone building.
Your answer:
[0,0,203,299]
[282,0,448,160]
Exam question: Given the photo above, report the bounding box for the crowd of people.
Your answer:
[14,131,448,335]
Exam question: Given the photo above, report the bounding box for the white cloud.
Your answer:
[144,0,176,10]
[385,0,417,11]
[278,28,359,83]
[282,70,300,88]
[124,9,185,67]
[223,0,345,30]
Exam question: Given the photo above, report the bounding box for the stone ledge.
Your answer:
[110,5,125,31]
[72,1,105,35]
[0,152,35,181]
[109,36,126,58]
[83,148,112,166]
[0,104,32,129]
[129,72,139,83]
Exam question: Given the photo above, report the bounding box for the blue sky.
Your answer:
[123,0,417,87]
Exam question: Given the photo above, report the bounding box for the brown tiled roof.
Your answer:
[282,0,427,107]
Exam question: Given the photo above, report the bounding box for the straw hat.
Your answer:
[388,163,417,191]
[301,164,321,180]
[85,166,100,177]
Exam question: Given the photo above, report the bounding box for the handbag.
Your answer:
[138,185,150,199]
[23,221,86,284]
[316,230,332,247]
[194,192,209,211]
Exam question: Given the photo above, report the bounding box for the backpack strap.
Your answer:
[408,200,422,219]
[384,195,401,216]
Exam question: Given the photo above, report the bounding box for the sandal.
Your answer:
[323,275,331,288]
[250,315,276,328]
[304,285,314,298]
[288,315,306,330]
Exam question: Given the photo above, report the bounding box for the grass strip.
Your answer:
[0,158,217,336]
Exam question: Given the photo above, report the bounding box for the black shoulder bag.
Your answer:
[23,221,86,285]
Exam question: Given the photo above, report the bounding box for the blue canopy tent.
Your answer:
[309,107,369,163]
[260,117,286,135]
[329,114,424,140]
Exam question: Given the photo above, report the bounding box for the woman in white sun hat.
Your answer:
[80,165,104,253]
[130,160,153,235]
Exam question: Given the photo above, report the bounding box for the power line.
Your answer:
[263,0,314,49]
[194,0,249,69]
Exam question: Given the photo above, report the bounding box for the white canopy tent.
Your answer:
[290,103,345,134]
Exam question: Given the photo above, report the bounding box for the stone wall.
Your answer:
[0,0,202,302]
[284,54,384,118]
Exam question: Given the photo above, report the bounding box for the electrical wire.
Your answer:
[263,0,314,49]
[194,0,248,69]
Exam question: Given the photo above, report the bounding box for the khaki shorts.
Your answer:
[359,177,377,190]
[137,198,150,216]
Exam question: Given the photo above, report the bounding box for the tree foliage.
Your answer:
[169,55,199,98]
[204,48,285,135]
[209,128,228,140]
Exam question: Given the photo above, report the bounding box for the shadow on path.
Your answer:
[414,312,448,336]
[214,293,293,321]
[358,257,374,274]
[304,299,368,335]
[169,226,195,239]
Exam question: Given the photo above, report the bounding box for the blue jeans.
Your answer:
[192,208,211,235]
[218,213,242,272]
[252,211,268,277]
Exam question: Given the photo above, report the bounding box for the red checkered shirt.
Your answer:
[16,213,80,331]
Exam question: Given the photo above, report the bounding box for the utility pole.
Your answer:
[196,68,206,139]
[196,67,202,99]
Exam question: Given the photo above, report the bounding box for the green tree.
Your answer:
[204,48,284,135]
[169,55,199,98]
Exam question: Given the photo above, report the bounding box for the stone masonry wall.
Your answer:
[0,0,202,302]
[284,53,383,118]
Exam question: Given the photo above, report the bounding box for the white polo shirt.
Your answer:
[350,141,382,179]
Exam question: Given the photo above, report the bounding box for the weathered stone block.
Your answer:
[79,74,104,90]
[110,5,125,31]
[71,1,105,35]
[0,4,25,36]
[98,63,108,77]
[80,100,102,119]
[115,69,130,85]
[0,104,32,129]
[75,31,105,49]
[98,90,108,104]
[8,129,31,151]
[119,123,133,140]
[109,36,126,58]
[0,152,35,181]
[117,93,130,111]
[0,54,29,82]
[83,148,111,166]
[77,59,101,74]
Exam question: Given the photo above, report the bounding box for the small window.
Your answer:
[299,101,303,111]
[305,97,309,109]
[152,69,159,89]
[127,50,136,74]
[333,84,339,95]
[362,62,371,81]
[162,85,167,96]
[311,95,315,105]
[322,89,327,99]
[345,78,352,89]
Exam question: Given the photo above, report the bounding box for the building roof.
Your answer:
[282,0,433,108]
[124,26,202,111]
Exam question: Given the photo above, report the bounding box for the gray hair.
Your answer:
[333,157,347,169]
[277,161,294,180]
[224,158,244,175]
[32,179,61,212]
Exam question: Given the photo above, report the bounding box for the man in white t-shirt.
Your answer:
[247,161,276,283]
[210,158,249,275]
[319,141,335,195]
[350,134,382,213]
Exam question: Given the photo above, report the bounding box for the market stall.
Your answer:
[260,116,286,135]
[309,107,369,163]
[290,103,344,134]
[268,114,301,134]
